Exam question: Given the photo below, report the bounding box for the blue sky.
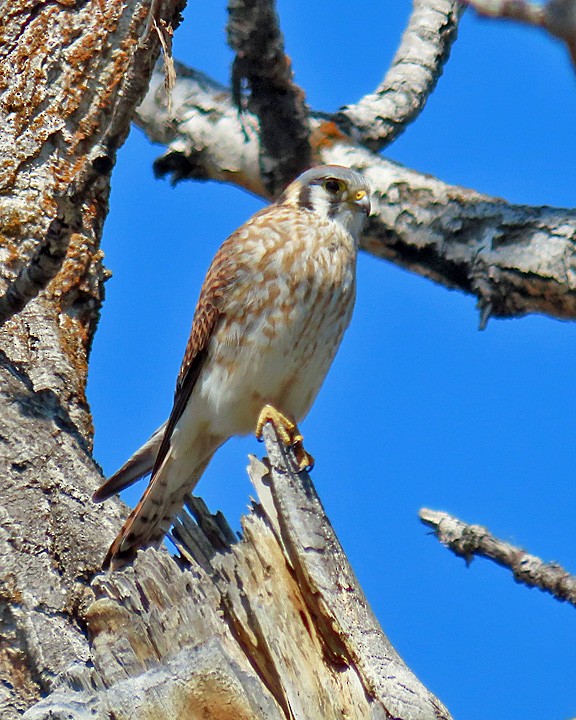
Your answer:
[89,4,576,718]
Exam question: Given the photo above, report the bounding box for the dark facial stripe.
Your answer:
[298,184,313,211]
[328,198,340,219]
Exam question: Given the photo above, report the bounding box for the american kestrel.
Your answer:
[94,165,371,569]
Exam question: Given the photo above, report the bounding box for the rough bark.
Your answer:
[25,427,452,720]
[137,63,576,326]
[0,0,184,716]
[4,0,573,718]
[420,508,576,606]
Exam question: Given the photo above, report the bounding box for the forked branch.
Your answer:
[136,63,576,326]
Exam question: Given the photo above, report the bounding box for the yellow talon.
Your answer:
[293,443,315,473]
[255,404,295,445]
[255,404,315,472]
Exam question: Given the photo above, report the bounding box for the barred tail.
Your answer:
[93,422,167,502]
[102,453,213,570]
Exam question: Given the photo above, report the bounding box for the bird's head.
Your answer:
[280,165,371,238]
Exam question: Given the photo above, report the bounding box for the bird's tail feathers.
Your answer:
[93,422,167,503]
[102,452,213,571]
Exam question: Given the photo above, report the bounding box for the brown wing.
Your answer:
[95,202,278,510]
[150,241,243,477]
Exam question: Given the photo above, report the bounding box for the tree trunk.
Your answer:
[4,0,573,717]
[0,2,451,717]
[0,1,184,716]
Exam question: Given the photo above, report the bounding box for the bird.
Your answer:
[93,164,371,570]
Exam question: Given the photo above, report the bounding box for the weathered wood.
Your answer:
[25,549,285,720]
[138,62,576,325]
[26,427,451,720]
[0,0,185,716]
[420,507,576,606]
[5,2,567,718]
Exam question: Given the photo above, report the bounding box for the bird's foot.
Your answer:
[255,404,315,472]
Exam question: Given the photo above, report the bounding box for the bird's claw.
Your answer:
[255,404,314,472]
[291,436,315,472]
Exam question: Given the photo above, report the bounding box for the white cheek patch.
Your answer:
[308,185,331,218]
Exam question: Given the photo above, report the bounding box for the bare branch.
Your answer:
[336,0,464,150]
[420,508,576,607]
[226,0,311,195]
[326,142,576,326]
[137,62,266,195]
[136,63,576,325]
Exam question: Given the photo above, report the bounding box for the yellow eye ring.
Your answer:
[323,178,345,194]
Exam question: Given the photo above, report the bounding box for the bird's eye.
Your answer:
[323,178,345,195]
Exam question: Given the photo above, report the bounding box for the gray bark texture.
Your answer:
[2,0,573,718]
[24,427,451,720]
[140,63,576,326]
[0,0,184,716]
[420,508,576,607]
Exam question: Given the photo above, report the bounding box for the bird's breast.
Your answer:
[197,217,358,434]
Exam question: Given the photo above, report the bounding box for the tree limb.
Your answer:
[336,0,464,151]
[420,508,576,607]
[136,62,576,325]
[227,0,311,195]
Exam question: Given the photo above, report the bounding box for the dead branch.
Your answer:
[420,508,576,607]
[25,431,452,720]
[227,0,311,195]
[136,62,576,325]
[336,0,464,150]
[249,424,451,717]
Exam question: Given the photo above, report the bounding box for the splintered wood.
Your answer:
[25,425,452,720]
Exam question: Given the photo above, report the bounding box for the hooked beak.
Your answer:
[348,189,371,216]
